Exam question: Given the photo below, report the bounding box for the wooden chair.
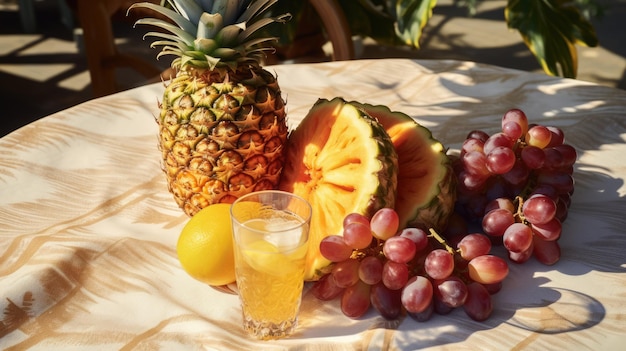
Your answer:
[311,0,354,62]
[75,0,354,98]
[75,0,168,97]
[271,0,354,63]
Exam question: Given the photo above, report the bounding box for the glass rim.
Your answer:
[230,190,312,232]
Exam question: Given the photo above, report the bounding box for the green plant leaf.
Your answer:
[394,0,438,48]
[505,0,598,78]
[335,0,436,47]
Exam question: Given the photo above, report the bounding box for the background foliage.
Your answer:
[271,0,603,78]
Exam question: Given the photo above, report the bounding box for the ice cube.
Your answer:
[263,218,306,251]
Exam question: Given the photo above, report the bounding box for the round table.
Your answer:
[1,59,625,350]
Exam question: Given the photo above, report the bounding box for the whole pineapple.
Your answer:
[130,0,290,216]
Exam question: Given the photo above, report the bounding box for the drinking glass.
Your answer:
[230,190,311,340]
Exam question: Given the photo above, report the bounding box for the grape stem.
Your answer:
[513,195,528,224]
[428,228,457,255]
[351,239,385,261]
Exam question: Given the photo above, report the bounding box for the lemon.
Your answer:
[176,203,236,286]
[242,240,308,277]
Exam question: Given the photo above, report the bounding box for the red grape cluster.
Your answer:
[309,108,578,323]
[452,108,576,265]
[310,208,509,321]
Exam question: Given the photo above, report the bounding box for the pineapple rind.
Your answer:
[352,102,457,232]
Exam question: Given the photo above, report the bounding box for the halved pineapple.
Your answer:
[279,97,398,280]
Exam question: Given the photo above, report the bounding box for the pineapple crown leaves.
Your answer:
[129,0,290,70]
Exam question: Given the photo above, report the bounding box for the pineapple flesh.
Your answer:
[130,0,290,216]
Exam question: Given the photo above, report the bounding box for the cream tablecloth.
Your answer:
[1,59,625,350]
